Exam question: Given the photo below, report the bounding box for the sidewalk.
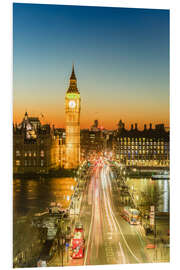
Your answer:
[137,219,170,263]
[47,247,70,267]
[48,191,84,267]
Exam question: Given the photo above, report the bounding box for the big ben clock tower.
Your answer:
[65,65,81,169]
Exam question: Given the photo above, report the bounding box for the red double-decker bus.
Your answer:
[71,224,85,259]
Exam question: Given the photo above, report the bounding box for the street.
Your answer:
[68,163,157,266]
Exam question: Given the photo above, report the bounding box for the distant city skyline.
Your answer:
[13,3,169,130]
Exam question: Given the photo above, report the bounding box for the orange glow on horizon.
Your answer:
[13,112,169,131]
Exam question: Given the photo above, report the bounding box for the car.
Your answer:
[146,244,156,249]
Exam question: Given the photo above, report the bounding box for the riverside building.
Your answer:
[13,112,60,174]
[112,120,169,167]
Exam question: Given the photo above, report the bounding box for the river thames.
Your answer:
[13,177,76,219]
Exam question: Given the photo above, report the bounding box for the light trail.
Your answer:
[118,242,126,264]
[102,169,118,232]
[101,169,117,232]
[84,176,95,265]
[101,170,114,231]
[100,164,141,263]
[84,163,142,265]
[106,167,141,263]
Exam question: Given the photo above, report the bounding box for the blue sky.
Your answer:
[13,3,169,129]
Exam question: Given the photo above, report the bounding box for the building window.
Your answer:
[33,152,36,157]
[29,151,32,157]
[25,160,27,166]
[16,150,20,157]
[40,150,44,157]
[29,160,31,166]
[16,160,20,166]
[24,152,27,157]
[41,160,44,167]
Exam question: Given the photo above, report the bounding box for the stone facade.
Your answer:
[13,114,60,174]
[112,121,169,167]
[65,65,81,169]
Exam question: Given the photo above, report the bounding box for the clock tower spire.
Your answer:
[65,65,81,169]
[67,64,79,94]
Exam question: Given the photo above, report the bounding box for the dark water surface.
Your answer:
[13,177,76,218]
[126,177,169,213]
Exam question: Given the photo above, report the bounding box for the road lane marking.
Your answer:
[107,167,141,263]
[118,242,126,264]
[101,169,118,232]
[84,178,95,265]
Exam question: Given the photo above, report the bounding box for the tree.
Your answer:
[13,213,46,267]
[138,183,165,262]
[139,184,164,218]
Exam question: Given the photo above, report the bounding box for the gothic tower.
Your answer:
[65,65,81,169]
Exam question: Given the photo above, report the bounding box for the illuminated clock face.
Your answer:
[69,100,76,108]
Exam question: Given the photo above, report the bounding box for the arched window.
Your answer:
[16,160,20,166]
[16,150,20,156]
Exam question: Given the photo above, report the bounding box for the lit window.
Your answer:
[16,150,20,156]
[41,160,44,167]
[33,152,36,157]
[24,152,27,157]
[16,160,20,166]
[29,151,32,157]
[40,150,44,157]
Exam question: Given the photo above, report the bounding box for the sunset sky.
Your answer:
[13,3,169,130]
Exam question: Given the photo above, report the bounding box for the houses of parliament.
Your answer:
[13,66,81,174]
